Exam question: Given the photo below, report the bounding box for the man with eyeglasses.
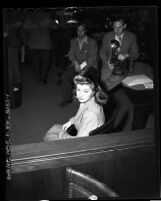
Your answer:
[60,23,98,107]
[99,17,140,91]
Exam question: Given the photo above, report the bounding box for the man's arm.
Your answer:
[68,39,78,65]
[129,34,140,61]
[20,27,28,46]
[126,33,140,73]
[67,39,81,72]
[82,39,98,73]
[99,34,111,67]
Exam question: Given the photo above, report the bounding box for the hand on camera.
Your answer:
[107,60,114,69]
[117,53,129,61]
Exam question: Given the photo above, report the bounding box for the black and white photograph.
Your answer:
[4,5,160,200]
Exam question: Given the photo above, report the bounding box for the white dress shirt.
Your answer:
[115,32,124,46]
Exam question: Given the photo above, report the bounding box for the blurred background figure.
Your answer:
[105,17,112,30]
[4,9,24,109]
[22,10,55,85]
[5,10,23,87]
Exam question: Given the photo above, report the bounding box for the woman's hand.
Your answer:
[59,131,70,139]
[62,121,72,131]
[59,131,65,139]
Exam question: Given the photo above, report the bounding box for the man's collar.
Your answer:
[77,35,88,44]
[115,32,124,39]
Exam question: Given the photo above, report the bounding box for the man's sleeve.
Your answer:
[76,111,98,137]
[84,40,98,71]
[129,34,140,61]
[99,34,110,64]
[68,39,77,65]
[20,26,29,46]
[99,35,107,63]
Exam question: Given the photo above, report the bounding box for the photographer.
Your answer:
[99,17,140,91]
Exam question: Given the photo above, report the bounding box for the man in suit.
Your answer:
[22,11,55,84]
[99,17,140,91]
[60,23,98,107]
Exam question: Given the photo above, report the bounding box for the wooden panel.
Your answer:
[115,145,158,197]
[11,128,155,174]
[70,144,158,198]
[9,144,158,199]
[10,167,66,200]
[9,128,159,199]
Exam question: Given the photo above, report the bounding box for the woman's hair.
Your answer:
[73,75,108,105]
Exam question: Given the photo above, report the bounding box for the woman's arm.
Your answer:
[60,111,99,139]
[59,131,75,139]
[62,121,72,131]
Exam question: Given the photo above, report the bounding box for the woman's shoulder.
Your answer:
[87,102,103,115]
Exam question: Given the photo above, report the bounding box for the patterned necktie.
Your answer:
[118,36,122,45]
[79,40,83,50]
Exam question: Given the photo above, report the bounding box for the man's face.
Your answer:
[113,20,126,36]
[77,25,86,40]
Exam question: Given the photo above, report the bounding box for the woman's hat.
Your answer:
[74,73,98,90]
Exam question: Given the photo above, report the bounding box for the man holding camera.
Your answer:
[99,17,140,91]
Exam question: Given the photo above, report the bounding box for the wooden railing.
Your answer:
[11,128,155,174]
[10,128,159,199]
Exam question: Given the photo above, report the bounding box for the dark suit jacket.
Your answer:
[99,30,140,67]
[68,36,98,72]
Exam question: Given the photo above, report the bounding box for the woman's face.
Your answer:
[76,84,94,103]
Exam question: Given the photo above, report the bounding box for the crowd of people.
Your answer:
[5,9,142,141]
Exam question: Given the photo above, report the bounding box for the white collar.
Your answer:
[77,35,88,44]
[115,32,124,39]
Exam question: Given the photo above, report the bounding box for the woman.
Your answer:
[43,74,108,141]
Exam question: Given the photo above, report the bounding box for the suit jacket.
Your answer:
[69,97,105,137]
[27,27,53,50]
[68,36,98,72]
[99,30,140,67]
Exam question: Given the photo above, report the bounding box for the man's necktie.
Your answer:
[118,36,122,45]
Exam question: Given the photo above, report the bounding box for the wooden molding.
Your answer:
[11,128,155,174]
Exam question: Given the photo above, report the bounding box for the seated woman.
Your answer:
[43,74,108,141]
